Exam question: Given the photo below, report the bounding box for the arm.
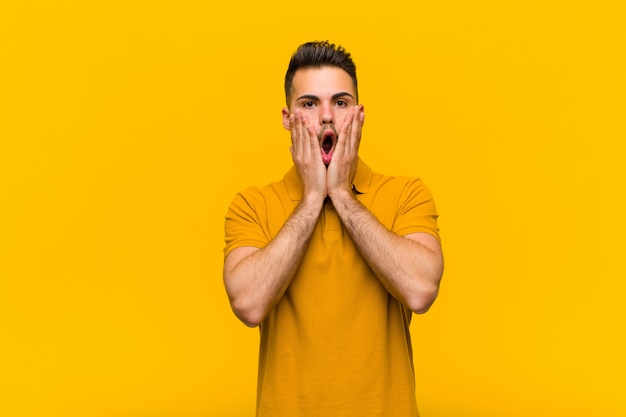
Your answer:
[224,194,323,327]
[327,106,443,313]
[329,191,443,313]
[224,111,326,327]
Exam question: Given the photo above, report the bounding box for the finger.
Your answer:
[289,114,296,147]
[308,124,319,157]
[294,112,306,157]
[302,115,319,157]
[351,105,364,152]
[339,108,355,157]
[301,114,312,157]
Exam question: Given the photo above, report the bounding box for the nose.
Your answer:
[320,103,333,125]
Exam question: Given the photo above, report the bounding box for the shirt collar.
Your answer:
[284,158,373,201]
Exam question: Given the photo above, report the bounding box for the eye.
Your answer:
[302,101,315,109]
[335,100,347,107]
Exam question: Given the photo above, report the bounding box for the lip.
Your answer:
[318,124,337,165]
[320,127,337,148]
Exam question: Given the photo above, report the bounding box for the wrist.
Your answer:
[301,191,326,210]
[327,186,354,204]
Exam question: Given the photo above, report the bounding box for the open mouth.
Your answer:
[319,127,337,165]
[322,134,334,154]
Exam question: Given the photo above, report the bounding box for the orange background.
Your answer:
[1,1,625,416]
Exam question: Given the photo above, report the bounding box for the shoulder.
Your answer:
[227,185,263,213]
[226,173,294,216]
[369,170,434,202]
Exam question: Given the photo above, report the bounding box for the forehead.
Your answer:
[290,66,355,98]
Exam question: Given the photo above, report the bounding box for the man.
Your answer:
[223,41,443,416]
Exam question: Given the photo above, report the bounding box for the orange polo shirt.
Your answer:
[224,159,440,417]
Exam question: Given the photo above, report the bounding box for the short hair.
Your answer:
[284,40,358,106]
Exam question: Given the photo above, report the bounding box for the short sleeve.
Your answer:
[224,187,270,258]
[392,178,440,242]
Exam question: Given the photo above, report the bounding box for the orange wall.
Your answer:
[1,1,625,416]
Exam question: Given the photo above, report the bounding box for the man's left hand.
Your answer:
[327,105,365,200]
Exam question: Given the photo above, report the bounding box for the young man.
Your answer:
[223,41,443,417]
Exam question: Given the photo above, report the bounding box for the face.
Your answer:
[282,66,359,165]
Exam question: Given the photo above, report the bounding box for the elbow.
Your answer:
[230,297,266,328]
[408,288,439,314]
[409,258,444,314]
[406,278,441,314]
[224,274,267,327]
[240,317,263,328]
[235,311,263,328]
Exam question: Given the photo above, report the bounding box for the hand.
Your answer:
[327,105,365,199]
[289,111,327,201]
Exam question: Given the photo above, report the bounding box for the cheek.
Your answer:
[339,105,359,124]
[334,112,349,127]
[306,109,323,125]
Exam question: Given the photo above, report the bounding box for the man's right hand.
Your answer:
[225,112,327,327]
[289,112,327,202]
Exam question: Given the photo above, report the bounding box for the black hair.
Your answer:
[284,40,358,106]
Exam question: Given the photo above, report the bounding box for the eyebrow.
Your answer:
[296,92,355,101]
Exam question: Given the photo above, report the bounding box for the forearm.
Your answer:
[330,190,443,313]
[224,194,324,326]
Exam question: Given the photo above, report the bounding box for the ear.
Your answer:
[359,104,365,124]
[282,107,291,131]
